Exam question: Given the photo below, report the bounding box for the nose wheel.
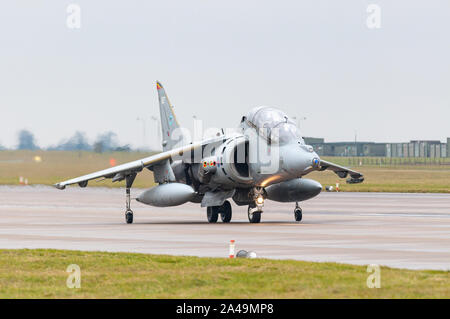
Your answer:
[248,204,262,223]
[294,202,302,222]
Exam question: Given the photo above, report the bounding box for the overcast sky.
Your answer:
[1,1,449,149]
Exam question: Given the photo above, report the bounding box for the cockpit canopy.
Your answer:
[245,106,304,145]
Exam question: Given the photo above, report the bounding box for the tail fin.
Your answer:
[156,81,184,151]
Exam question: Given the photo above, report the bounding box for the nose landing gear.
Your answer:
[248,204,262,223]
[247,187,264,223]
[294,202,302,222]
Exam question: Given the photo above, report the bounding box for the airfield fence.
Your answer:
[322,156,450,167]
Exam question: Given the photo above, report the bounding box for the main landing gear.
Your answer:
[124,174,136,224]
[294,202,302,222]
[207,200,232,223]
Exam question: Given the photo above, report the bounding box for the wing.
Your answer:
[317,159,364,184]
[54,137,225,190]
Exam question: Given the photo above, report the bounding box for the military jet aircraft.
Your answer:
[55,81,364,224]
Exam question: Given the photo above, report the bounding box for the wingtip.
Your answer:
[54,183,66,190]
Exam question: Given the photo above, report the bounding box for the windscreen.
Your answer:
[246,107,304,145]
[271,122,303,145]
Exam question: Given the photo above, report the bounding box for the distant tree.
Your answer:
[50,131,91,151]
[114,144,131,152]
[17,130,39,150]
[93,132,131,153]
[93,132,118,153]
[93,141,104,153]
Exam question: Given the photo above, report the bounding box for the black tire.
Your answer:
[248,206,261,223]
[207,206,219,223]
[220,200,232,223]
[294,208,302,222]
[125,210,133,224]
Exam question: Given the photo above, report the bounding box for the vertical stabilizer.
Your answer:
[156,81,184,151]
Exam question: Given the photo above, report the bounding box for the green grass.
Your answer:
[312,157,450,193]
[0,150,156,188]
[0,151,449,192]
[0,249,448,298]
[308,166,450,193]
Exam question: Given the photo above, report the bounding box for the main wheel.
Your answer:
[207,206,219,223]
[220,200,232,223]
[248,205,261,223]
[294,207,302,222]
[125,209,133,224]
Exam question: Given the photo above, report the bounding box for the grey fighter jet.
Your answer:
[55,82,364,224]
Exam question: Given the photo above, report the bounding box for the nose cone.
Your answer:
[306,179,322,198]
[282,145,320,175]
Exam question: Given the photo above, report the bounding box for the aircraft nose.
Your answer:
[282,145,320,175]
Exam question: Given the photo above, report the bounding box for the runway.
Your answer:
[0,185,449,270]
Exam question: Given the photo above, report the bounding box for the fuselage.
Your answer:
[171,106,323,203]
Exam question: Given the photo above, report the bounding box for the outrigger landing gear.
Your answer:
[294,202,302,222]
[125,174,136,224]
[125,208,133,224]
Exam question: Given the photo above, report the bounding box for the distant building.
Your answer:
[305,140,386,157]
[448,138,450,158]
[303,137,449,158]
